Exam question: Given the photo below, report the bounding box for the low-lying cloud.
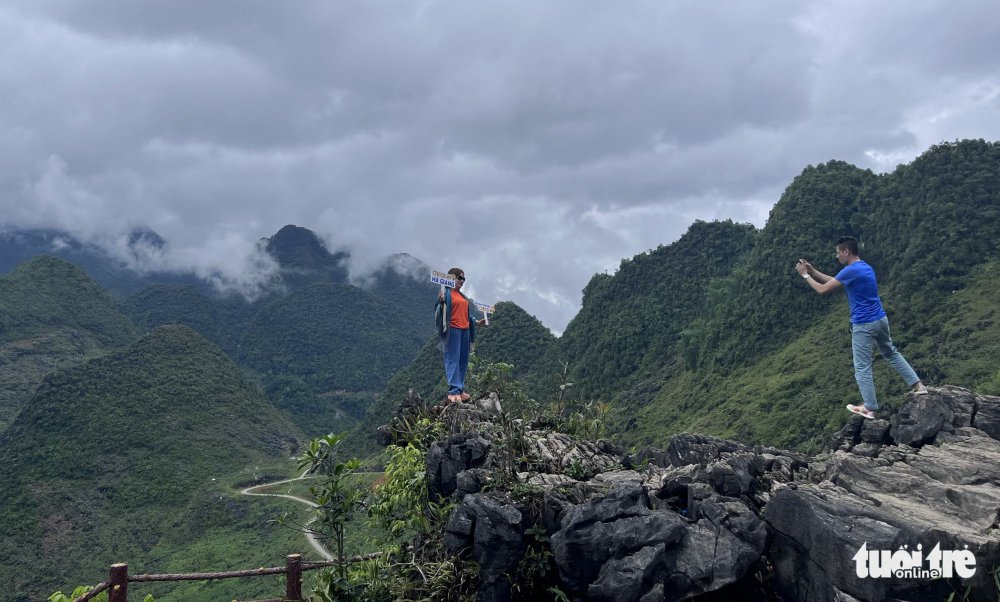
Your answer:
[2,1,999,332]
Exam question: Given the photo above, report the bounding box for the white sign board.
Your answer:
[475,302,496,325]
[431,270,457,288]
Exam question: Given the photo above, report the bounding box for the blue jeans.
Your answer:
[851,317,920,411]
[443,327,470,395]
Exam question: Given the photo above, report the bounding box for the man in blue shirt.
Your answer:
[796,236,927,419]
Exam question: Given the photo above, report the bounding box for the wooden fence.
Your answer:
[70,552,381,602]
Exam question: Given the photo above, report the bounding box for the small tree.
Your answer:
[296,433,368,600]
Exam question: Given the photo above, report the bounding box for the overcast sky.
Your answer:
[2,1,999,333]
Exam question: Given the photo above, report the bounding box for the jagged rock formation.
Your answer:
[770,386,1000,602]
[380,386,1000,601]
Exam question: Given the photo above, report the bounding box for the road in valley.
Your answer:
[240,473,334,561]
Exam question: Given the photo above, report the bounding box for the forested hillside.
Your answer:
[0,325,306,601]
[0,255,141,348]
[378,139,1000,454]
[559,219,757,400]
[0,256,142,433]
[588,140,1000,451]
[117,225,439,437]
[122,284,248,354]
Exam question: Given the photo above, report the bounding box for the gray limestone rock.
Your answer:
[444,492,529,602]
[973,393,1000,441]
[424,383,1000,601]
[890,395,954,446]
[765,428,1000,601]
[426,433,492,500]
[551,483,767,601]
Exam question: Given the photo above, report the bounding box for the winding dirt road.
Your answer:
[240,473,334,561]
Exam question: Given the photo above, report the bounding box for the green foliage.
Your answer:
[298,434,369,585]
[0,255,141,347]
[467,356,536,414]
[542,361,611,441]
[239,283,424,392]
[561,401,611,440]
[298,421,476,601]
[368,443,436,538]
[48,586,108,602]
[48,589,155,602]
[513,526,558,600]
[0,325,305,600]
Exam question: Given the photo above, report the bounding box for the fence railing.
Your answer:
[71,552,382,602]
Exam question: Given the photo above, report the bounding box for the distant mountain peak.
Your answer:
[262,224,349,285]
[126,227,166,251]
[265,225,346,266]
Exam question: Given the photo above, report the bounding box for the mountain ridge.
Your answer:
[0,324,306,600]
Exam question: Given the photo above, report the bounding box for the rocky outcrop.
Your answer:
[550,482,768,601]
[444,492,530,602]
[384,385,1000,601]
[766,387,1000,602]
[426,432,492,500]
[428,422,802,601]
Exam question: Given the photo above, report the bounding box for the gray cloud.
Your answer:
[2,1,999,332]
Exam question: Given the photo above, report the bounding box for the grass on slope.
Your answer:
[629,308,858,453]
[628,260,1000,453]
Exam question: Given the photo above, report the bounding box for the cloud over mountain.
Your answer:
[2,1,999,331]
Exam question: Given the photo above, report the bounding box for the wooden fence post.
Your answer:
[108,563,128,602]
[285,554,303,600]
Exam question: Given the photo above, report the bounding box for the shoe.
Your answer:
[912,384,929,396]
[847,404,876,420]
[459,392,471,401]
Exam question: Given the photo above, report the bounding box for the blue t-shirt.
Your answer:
[835,260,887,324]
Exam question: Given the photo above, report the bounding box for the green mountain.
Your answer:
[120,227,439,438]
[235,282,426,436]
[120,283,255,356]
[239,282,426,392]
[379,139,1000,454]
[0,256,142,433]
[559,219,757,399]
[603,140,1000,451]
[0,255,141,348]
[263,224,350,287]
[0,325,306,601]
